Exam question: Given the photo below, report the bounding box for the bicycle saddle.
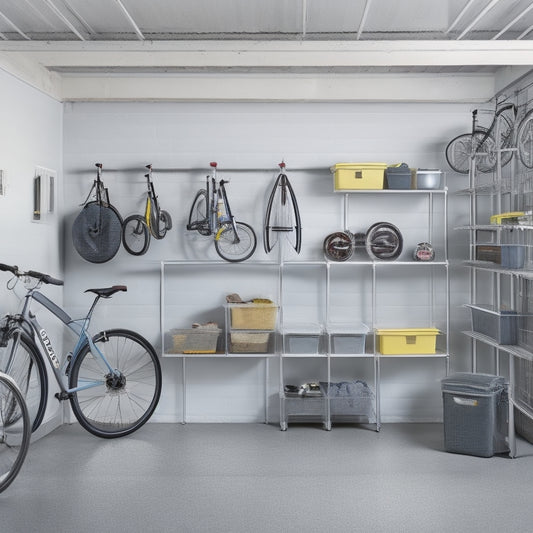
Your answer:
[85,285,127,298]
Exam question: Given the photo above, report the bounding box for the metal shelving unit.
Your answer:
[160,182,450,430]
[457,105,533,458]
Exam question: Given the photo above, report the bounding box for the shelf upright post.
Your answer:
[372,261,380,431]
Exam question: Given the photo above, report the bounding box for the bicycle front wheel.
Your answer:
[0,331,48,433]
[122,214,150,256]
[215,221,257,262]
[0,373,31,494]
[69,329,162,438]
[445,130,496,174]
[186,189,210,235]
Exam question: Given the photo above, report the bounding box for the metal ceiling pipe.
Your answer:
[42,0,85,41]
[457,0,502,40]
[0,10,31,40]
[446,0,476,33]
[517,23,533,40]
[357,0,373,40]
[492,2,533,39]
[113,0,145,41]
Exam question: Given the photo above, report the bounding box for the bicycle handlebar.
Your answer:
[0,263,64,286]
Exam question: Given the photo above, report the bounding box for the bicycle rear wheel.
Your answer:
[186,190,210,235]
[69,329,162,438]
[518,109,533,169]
[72,202,123,263]
[215,221,257,262]
[122,214,150,256]
[0,373,31,494]
[0,331,47,433]
[150,209,172,239]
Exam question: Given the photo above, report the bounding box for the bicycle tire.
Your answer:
[150,209,172,240]
[0,331,47,433]
[72,201,123,263]
[0,372,31,494]
[445,130,497,174]
[215,221,257,262]
[122,214,150,256]
[186,190,210,236]
[365,222,403,261]
[518,109,533,169]
[68,329,162,439]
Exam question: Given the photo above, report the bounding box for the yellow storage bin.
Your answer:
[331,163,387,190]
[377,328,440,355]
[228,303,277,330]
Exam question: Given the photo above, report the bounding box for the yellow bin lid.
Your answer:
[376,328,440,335]
[331,162,388,172]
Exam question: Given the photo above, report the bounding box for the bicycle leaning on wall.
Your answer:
[0,263,162,439]
[121,164,173,256]
[186,162,257,262]
[0,371,30,493]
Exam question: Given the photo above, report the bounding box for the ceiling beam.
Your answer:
[59,72,495,103]
[2,40,532,69]
[492,3,533,40]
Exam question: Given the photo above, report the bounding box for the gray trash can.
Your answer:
[441,373,509,457]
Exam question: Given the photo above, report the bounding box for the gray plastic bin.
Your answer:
[441,373,508,457]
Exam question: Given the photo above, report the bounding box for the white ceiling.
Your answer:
[0,0,532,102]
[1,0,533,41]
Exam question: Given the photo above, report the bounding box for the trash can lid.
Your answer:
[441,372,506,393]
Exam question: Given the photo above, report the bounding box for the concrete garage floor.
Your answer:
[2,422,533,533]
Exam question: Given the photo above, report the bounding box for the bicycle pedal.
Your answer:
[55,391,73,401]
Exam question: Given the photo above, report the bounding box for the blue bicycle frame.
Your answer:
[18,287,117,396]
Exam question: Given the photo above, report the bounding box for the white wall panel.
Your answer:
[63,100,473,423]
[0,68,63,435]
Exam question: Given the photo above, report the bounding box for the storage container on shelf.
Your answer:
[384,163,412,189]
[227,302,277,330]
[415,169,442,190]
[168,327,221,354]
[466,303,519,345]
[229,332,271,353]
[376,327,440,355]
[282,323,322,354]
[331,163,387,190]
[475,244,526,269]
[326,323,369,354]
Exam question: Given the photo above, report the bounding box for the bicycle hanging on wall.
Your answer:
[0,263,162,439]
[71,163,123,263]
[186,162,257,262]
[122,164,173,256]
[445,102,517,174]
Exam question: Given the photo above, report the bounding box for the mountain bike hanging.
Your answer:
[264,162,302,254]
[72,163,123,264]
[122,164,173,256]
[186,162,257,262]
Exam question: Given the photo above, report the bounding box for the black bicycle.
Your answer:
[122,165,173,256]
[445,103,517,174]
[186,162,257,262]
[72,163,123,263]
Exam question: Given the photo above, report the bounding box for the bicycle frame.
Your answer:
[8,285,115,397]
[205,174,240,241]
[144,166,161,233]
